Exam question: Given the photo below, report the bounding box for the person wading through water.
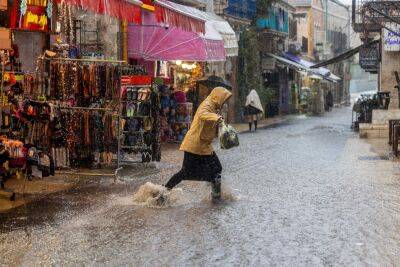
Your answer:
[244,89,263,132]
[159,87,232,202]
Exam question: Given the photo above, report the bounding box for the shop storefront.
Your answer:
[0,0,161,199]
[127,0,237,143]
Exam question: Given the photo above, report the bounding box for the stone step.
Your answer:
[359,123,389,139]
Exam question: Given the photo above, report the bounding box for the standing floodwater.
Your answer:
[1,106,400,266]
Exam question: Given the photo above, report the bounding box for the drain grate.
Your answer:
[358,155,389,161]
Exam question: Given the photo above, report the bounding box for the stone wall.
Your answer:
[14,31,47,72]
[74,10,120,60]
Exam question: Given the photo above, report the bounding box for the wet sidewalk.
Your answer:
[232,116,287,133]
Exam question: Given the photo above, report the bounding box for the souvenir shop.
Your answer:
[157,61,201,142]
[0,0,163,201]
[127,0,236,143]
[0,52,162,175]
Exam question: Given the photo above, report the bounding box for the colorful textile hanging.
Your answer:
[53,0,142,24]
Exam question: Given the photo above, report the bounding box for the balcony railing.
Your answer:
[353,0,400,33]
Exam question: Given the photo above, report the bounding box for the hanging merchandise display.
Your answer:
[0,49,54,199]
[118,66,161,167]
[159,86,192,143]
[0,54,129,174]
[37,57,123,168]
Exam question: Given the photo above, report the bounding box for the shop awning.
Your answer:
[127,24,226,61]
[284,53,331,76]
[154,0,206,33]
[266,53,310,71]
[329,73,341,81]
[53,0,142,23]
[280,53,345,82]
[127,2,230,62]
[203,14,238,57]
[154,0,238,56]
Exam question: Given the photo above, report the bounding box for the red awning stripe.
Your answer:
[54,0,141,24]
[154,3,205,34]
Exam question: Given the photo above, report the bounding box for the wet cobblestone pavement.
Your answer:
[1,107,400,266]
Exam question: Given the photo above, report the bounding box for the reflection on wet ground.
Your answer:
[1,107,400,266]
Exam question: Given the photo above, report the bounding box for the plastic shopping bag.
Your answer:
[219,121,239,150]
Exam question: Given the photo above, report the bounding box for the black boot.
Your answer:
[254,120,258,131]
[211,176,222,200]
[248,123,252,132]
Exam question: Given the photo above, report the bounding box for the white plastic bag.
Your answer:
[219,121,239,150]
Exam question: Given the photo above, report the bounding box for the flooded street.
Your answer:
[1,106,400,266]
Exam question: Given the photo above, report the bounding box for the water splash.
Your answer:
[132,182,239,207]
[132,182,186,207]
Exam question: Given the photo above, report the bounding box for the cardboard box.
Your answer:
[0,38,11,50]
[0,28,11,50]
[0,0,7,10]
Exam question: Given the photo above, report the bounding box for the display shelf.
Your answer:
[120,115,151,119]
[122,85,150,87]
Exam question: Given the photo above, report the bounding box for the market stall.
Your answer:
[118,70,161,166]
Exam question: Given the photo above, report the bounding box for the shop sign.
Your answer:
[141,0,155,12]
[18,0,51,31]
[359,43,379,71]
[121,75,152,85]
[262,57,276,71]
[383,23,400,51]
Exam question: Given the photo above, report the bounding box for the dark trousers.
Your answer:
[249,121,258,131]
[165,152,222,189]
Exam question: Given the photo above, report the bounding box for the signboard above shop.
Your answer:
[359,42,379,72]
[10,0,52,31]
[384,23,400,51]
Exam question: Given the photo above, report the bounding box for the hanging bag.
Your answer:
[219,121,239,150]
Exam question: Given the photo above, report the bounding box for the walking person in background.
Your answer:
[161,87,232,201]
[326,90,334,112]
[244,89,264,132]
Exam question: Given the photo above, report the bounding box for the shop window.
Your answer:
[302,36,308,53]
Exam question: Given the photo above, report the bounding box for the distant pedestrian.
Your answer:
[244,90,264,131]
[326,90,333,111]
[161,87,232,201]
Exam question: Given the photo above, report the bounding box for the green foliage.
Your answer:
[255,87,274,110]
[237,28,263,117]
[235,0,276,120]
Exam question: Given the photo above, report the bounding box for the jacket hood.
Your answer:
[245,89,264,113]
[207,87,232,109]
